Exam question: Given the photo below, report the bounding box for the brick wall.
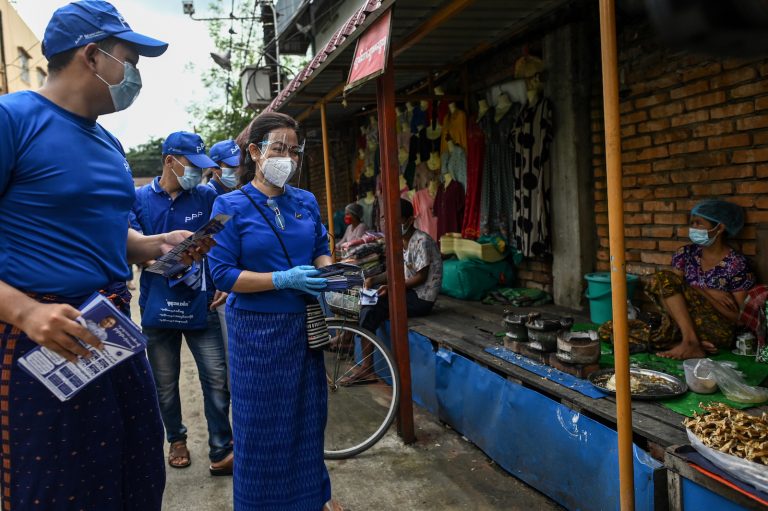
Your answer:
[591,21,768,281]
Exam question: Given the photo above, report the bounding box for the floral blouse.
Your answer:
[672,244,755,292]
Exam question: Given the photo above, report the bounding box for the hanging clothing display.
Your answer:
[440,107,468,153]
[511,97,553,257]
[412,188,438,241]
[440,145,467,189]
[461,115,486,239]
[425,100,444,153]
[511,98,553,257]
[434,180,465,239]
[479,103,520,239]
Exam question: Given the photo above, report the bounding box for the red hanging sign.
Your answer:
[345,9,392,93]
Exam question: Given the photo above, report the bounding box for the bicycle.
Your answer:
[322,289,401,459]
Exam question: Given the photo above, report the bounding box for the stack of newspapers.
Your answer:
[317,263,364,291]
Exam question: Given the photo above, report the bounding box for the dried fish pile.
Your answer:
[684,403,768,465]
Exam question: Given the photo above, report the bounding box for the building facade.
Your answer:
[0,0,45,95]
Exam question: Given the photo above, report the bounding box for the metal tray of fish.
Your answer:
[588,367,688,400]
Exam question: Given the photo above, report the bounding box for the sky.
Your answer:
[11,0,239,150]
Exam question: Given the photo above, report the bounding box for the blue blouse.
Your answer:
[208,183,330,313]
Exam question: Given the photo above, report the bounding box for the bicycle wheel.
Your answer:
[323,318,400,459]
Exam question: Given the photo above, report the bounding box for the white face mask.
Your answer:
[171,157,202,190]
[95,49,142,112]
[219,168,238,189]
[261,157,297,188]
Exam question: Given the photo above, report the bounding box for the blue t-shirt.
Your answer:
[0,91,134,298]
[131,177,219,309]
[208,183,330,313]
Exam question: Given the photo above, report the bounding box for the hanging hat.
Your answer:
[514,55,544,79]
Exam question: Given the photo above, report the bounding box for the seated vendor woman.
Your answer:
[648,199,754,360]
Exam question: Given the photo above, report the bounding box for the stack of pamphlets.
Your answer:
[18,294,148,402]
[317,263,364,291]
[146,214,231,278]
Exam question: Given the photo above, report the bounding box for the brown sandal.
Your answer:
[168,440,191,468]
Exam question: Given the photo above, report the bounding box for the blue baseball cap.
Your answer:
[209,140,241,167]
[43,1,168,59]
[162,132,218,169]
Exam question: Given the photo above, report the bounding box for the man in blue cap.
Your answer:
[132,132,234,476]
[0,2,207,509]
[208,139,241,195]
[206,139,240,367]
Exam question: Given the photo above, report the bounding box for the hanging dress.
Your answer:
[461,114,486,239]
[511,97,553,257]
[412,188,438,241]
[479,104,519,239]
[434,180,465,239]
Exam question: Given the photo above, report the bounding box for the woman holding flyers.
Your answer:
[208,112,344,510]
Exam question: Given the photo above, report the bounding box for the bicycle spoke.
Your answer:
[323,321,400,459]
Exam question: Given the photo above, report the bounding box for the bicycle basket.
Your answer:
[324,288,361,319]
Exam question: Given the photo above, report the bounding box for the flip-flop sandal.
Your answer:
[168,440,191,469]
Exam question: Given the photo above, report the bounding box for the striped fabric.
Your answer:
[0,291,165,510]
[227,306,331,510]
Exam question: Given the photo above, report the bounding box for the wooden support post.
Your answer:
[377,49,415,444]
[598,1,634,509]
[319,102,335,255]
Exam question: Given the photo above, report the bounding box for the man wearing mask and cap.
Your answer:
[131,132,234,476]
[0,1,216,509]
[208,139,241,195]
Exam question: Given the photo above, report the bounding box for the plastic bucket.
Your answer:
[584,272,640,324]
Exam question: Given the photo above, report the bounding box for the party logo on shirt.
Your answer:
[185,211,204,223]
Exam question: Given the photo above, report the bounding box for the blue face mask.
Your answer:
[220,167,238,189]
[172,157,202,190]
[95,49,142,112]
[689,225,719,247]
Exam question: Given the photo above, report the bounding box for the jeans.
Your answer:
[216,303,230,387]
[359,288,434,334]
[144,309,233,462]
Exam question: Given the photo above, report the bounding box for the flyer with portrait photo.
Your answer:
[145,213,231,277]
[18,294,148,402]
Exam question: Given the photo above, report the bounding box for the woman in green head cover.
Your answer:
[646,198,754,360]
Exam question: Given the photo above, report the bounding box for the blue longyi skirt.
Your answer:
[227,306,331,511]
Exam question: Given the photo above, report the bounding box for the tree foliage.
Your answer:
[186,0,262,146]
[126,136,164,177]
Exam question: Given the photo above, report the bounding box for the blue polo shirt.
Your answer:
[208,183,330,313]
[0,91,134,298]
[132,177,218,309]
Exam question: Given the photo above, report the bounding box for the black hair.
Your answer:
[46,37,120,75]
[401,198,414,219]
[238,112,300,186]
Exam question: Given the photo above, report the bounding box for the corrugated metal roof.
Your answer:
[265,0,571,122]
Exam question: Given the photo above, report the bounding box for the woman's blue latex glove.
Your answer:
[272,265,327,297]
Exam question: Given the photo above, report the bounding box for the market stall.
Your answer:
[264,0,768,508]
